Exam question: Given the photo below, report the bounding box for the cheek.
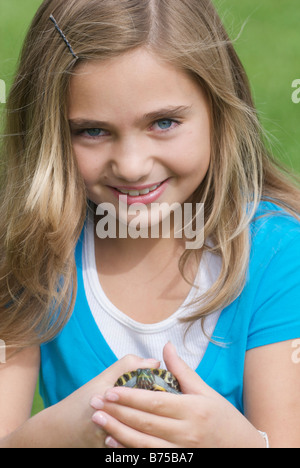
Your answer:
[73,144,103,183]
[168,131,211,179]
[186,123,211,177]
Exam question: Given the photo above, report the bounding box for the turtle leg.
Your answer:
[114,373,137,388]
[152,375,182,394]
[152,384,167,392]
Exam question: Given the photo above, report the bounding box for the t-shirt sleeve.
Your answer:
[247,227,300,350]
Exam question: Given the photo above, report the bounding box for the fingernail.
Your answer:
[104,391,119,402]
[90,396,104,410]
[92,412,107,427]
[105,436,119,448]
[167,341,177,353]
[144,358,160,366]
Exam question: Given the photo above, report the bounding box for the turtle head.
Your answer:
[136,368,155,389]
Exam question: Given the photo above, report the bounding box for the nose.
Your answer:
[110,136,154,183]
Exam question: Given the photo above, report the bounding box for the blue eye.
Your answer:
[157,119,173,130]
[151,119,180,133]
[85,128,104,137]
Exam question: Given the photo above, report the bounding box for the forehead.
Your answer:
[68,48,207,121]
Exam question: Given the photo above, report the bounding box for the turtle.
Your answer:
[114,368,182,394]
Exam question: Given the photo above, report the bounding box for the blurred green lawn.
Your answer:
[0,0,299,416]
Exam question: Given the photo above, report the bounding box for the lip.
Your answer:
[108,178,170,205]
[112,181,166,191]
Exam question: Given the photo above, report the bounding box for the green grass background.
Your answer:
[0,0,299,416]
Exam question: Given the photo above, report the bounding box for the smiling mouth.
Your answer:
[107,179,170,206]
[114,182,164,197]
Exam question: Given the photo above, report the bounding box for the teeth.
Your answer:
[118,183,161,196]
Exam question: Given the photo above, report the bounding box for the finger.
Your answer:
[105,436,125,449]
[104,386,182,418]
[98,388,191,444]
[108,355,160,379]
[92,410,178,449]
[163,342,211,395]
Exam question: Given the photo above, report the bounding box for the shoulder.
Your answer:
[249,200,300,262]
[244,201,300,349]
[247,199,300,297]
[251,200,300,237]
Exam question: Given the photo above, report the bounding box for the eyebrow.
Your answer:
[68,105,192,129]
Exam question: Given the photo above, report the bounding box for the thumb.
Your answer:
[163,341,210,395]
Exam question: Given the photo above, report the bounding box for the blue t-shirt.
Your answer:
[40,201,300,413]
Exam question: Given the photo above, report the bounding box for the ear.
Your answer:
[163,342,210,395]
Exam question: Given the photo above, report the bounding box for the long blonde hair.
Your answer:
[1,0,299,348]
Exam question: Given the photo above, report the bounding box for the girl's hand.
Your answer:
[50,354,160,448]
[91,343,265,448]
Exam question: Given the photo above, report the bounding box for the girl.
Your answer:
[0,0,300,448]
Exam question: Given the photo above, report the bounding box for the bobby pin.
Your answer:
[49,14,78,60]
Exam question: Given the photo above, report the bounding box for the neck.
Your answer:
[95,228,186,268]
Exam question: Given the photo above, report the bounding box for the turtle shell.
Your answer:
[114,368,182,394]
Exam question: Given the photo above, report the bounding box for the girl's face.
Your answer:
[68,48,211,225]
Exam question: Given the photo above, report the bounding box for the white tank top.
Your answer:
[82,211,221,370]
